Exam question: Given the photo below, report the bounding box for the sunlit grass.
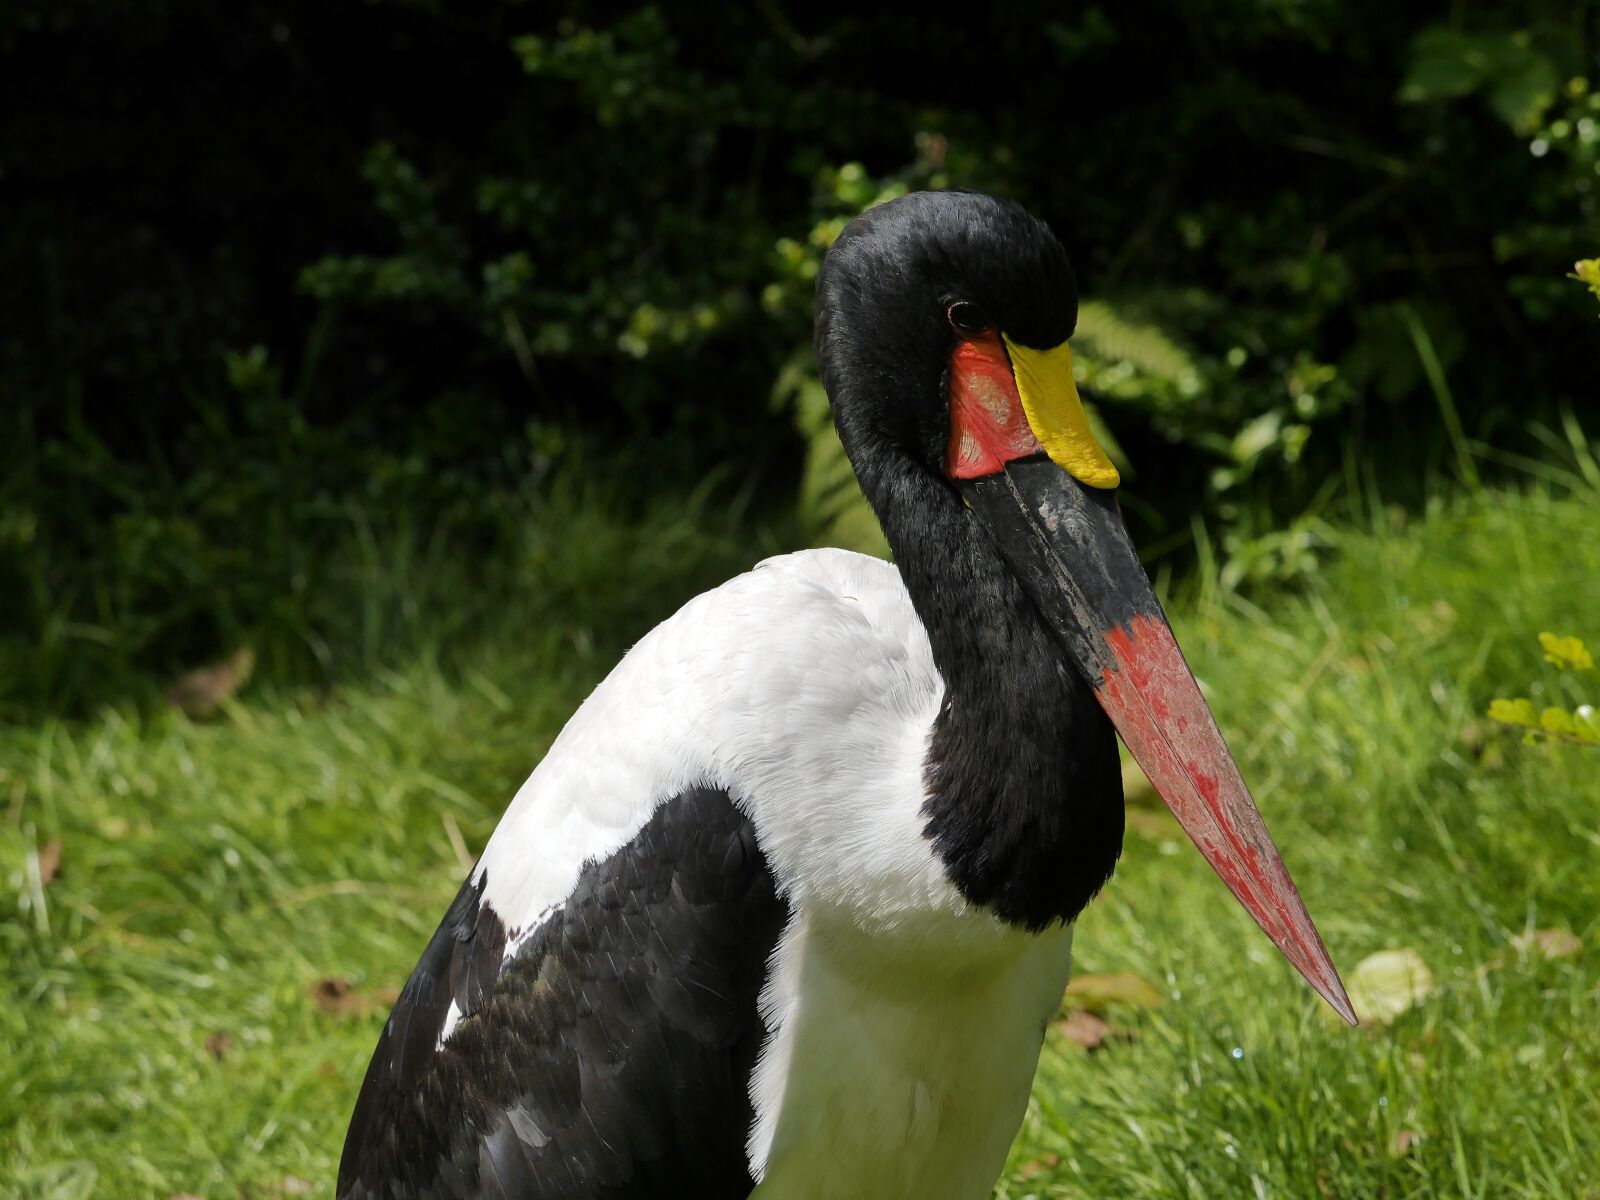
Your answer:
[1,480,767,1199]
[1002,484,1600,1198]
[3,482,1597,1198]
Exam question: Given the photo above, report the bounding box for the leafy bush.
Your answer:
[7,1,1600,709]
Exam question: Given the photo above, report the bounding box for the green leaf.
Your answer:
[1488,697,1537,728]
[1538,631,1595,672]
[1400,29,1492,103]
[1488,46,1559,133]
[1400,29,1556,132]
[1539,706,1577,735]
[1346,948,1434,1026]
[1230,412,1284,466]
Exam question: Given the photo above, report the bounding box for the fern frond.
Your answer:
[1074,300,1200,387]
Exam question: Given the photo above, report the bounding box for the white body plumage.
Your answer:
[459,548,1072,1197]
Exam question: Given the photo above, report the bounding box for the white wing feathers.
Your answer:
[470,548,958,961]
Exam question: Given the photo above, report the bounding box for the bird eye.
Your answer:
[946,301,992,336]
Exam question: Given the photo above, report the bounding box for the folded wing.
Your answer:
[337,786,790,1200]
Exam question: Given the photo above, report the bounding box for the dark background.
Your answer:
[4,0,1597,714]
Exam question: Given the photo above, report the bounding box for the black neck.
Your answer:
[865,454,1124,930]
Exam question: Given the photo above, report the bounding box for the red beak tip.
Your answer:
[1325,981,1359,1027]
[1296,950,1358,1026]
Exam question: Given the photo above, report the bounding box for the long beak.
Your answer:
[962,458,1355,1023]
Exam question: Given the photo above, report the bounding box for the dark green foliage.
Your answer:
[5,1,1600,711]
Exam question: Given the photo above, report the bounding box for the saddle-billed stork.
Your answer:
[337,190,1353,1200]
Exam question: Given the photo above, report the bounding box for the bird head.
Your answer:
[817,191,1355,1025]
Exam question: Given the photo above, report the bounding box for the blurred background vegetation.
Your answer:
[6,5,1600,1198]
[5,0,1600,715]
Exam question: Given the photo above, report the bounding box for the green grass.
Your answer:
[1004,484,1600,1198]
[4,481,1598,1199]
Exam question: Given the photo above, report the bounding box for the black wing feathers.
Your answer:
[342,866,511,1183]
[338,787,788,1200]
